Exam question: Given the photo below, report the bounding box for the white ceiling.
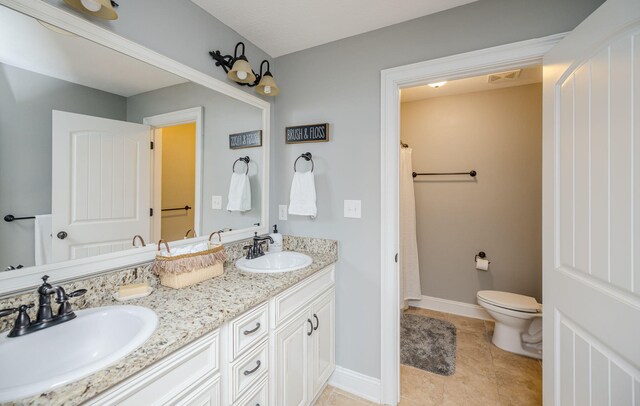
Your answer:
[0,6,187,97]
[191,0,478,58]
[400,66,542,103]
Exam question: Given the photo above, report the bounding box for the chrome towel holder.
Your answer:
[233,156,250,174]
[294,152,314,172]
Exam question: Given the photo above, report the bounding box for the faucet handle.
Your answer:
[0,307,18,318]
[67,289,87,298]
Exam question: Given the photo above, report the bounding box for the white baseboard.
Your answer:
[409,295,492,321]
[328,366,381,403]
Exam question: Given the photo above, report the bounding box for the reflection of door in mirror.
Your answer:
[154,123,196,242]
[51,111,151,262]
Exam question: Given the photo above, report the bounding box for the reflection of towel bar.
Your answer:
[161,206,192,212]
[4,214,36,222]
[412,170,477,178]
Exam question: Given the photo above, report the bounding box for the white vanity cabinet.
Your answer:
[271,265,336,406]
[88,264,335,406]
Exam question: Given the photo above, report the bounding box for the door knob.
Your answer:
[57,231,68,240]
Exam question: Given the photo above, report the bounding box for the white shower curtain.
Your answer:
[400,147,422,309]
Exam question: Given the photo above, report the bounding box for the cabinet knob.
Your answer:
[57,231,68,240]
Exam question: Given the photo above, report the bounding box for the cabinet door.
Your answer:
[310,289,336,398]
[173,375,220,406]
[274,310,312,406]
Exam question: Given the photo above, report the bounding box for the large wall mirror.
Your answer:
[0,2,270,294]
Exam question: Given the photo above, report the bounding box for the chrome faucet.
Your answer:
[0,275,86,337]
[243,232,275,259]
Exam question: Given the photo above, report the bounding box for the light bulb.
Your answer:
[237,70,248,80]
[80,0,102,12]
[428,81,447,88]
[263,85,272,95]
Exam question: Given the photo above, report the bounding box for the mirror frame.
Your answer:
[0,0,271,296]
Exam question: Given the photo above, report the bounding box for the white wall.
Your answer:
[401,83,542,304]
[272,0,604,379]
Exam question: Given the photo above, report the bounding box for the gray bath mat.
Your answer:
[401,313,457,376]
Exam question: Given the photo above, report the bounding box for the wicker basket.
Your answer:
[153,233,227,289]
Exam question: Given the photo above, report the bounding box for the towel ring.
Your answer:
[294,152,314,173]
[233,156,250,174]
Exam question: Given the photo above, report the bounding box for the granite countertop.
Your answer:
[15,249,337,406]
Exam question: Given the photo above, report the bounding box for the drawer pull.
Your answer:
[307,319,313,336]
[243,322,261,335]
[313,314,319,331]
[243,360,261,376]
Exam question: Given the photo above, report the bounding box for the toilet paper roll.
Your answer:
[475,258,489,271]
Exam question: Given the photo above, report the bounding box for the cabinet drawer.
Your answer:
[230,303,269,361]
[172,374,220,406]
[91,330,219,406]
[233,376,268,406]
[271,265,335,328]
[230,339,269,403]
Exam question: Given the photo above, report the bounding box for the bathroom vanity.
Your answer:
[0,237,337,405]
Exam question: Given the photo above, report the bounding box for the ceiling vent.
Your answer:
[487,69,522,84]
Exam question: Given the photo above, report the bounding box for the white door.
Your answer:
[310,289,335,398]
[52,111,151,262]
[543,0,640,404]
[274,310,312,406]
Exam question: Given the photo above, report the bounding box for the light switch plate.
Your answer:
[211,195,222,210]
[344,200,362,218]
[279,205,288,220]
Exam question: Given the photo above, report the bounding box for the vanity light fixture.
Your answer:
[63,0,119,20]
[428,81,447,88]
[209,42,280,97]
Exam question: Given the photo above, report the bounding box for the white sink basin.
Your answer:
[236,251,313,273]
[0,305,158,402]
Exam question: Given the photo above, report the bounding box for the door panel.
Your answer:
[311,289,335,398]
[52,111,151,262]
[543,1,640,403]
[274,311,310,406]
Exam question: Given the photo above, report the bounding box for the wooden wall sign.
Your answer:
[285,123,329,144]
[229,130,262,149]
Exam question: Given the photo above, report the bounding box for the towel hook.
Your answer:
[294,152,314,173]
[233,156,250,174]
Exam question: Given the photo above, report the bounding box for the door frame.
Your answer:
[379,33,564,404]
[144,107,204,240]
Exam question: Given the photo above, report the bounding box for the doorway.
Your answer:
[379,34,564,404]
[143,107,203,242]
[397,67,543,404]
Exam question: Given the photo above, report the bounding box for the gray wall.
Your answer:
[0,63,126,269]
[127,82,264,233]
[272,0,604,379]
[402,84,543,304]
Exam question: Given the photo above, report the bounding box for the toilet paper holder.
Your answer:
[475,251,490,264]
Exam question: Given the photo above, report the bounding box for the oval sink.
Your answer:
[0,305,158,402]
[236,251,313,273]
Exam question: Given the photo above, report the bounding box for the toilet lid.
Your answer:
[477,290,540,313]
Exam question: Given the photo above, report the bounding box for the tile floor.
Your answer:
[315,307,542,406]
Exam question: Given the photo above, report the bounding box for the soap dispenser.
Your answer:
[269,225,283,252]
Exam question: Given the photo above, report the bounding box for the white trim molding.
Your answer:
[0,0,271,296]
[328,366,381,404]
[380,33,565,405]
[409,296,492,321]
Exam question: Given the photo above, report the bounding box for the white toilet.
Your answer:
[477,290,542,359]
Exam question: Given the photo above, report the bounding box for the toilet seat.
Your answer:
[477,290,540,313]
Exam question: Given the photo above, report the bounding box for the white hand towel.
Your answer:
[35,214,53,266]
[227,172,252,212]
[288,171,317,217]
